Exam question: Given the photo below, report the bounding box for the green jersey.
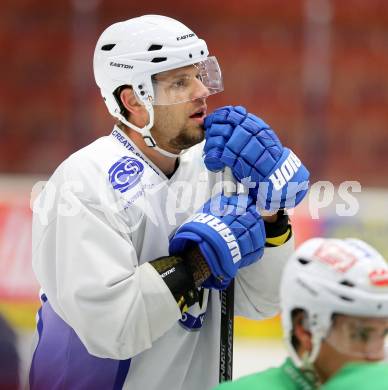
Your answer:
[213,358,317,390]
[214,359,388,390]
[322,362,388,390]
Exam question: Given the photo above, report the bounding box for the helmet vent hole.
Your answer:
[148,44,163,51]
[151,57,167,63]
[339,295,354,302]
[297,257,311,266]
[340,280,355,288]
[101,44,116,51]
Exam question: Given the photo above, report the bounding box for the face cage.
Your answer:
[149,56,223,106]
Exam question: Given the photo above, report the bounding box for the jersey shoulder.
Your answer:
[322,362,388,390]
[55,134,151,195]
[36,135,150,223]
[64,135,133,176]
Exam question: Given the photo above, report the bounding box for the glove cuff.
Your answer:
[149,255,199,313]
[264,210,292,247]
[182,245,212,288]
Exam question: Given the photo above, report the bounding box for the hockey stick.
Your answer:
[219,167,236,383]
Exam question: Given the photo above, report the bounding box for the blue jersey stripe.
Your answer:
[113,358,131,390]
[30,301,132,390]
[29,306,44,388]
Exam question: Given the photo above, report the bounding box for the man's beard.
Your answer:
[169,124,205,150]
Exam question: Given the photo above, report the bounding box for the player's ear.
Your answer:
[293,311,313,353]
[120,87,144,115]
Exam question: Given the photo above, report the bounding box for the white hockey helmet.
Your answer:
[93,15,223,156]
[281,237,388,366]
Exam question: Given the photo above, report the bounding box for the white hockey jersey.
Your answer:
[30,126,294,390]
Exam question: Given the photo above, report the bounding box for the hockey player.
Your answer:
[214,238,388,389]
[29,15,309,390]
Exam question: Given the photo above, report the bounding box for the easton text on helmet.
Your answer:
[110,61,134,69]
[176,33,195,41]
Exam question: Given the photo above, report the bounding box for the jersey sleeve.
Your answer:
[32,164,181,360]
[234,235,294,319]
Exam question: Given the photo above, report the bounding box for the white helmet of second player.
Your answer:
[281,237,388,367]
[93,15,223,156]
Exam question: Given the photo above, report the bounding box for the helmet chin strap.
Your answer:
[119,102,181,159]
[287,324,327,369]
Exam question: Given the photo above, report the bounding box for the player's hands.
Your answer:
[203,106,310,210]
[169,194,266,289]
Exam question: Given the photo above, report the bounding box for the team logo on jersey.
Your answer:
[109,156,144,193]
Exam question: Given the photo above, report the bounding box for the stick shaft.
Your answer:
[219,167,236,382]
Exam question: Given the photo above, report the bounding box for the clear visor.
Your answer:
[150,56,223,105]
[324,315,388,360]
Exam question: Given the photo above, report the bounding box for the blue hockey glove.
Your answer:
[169,194,266,289]
[203,106,310,210]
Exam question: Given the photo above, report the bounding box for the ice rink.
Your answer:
[2,3,388,386]
[233,338,287,378]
